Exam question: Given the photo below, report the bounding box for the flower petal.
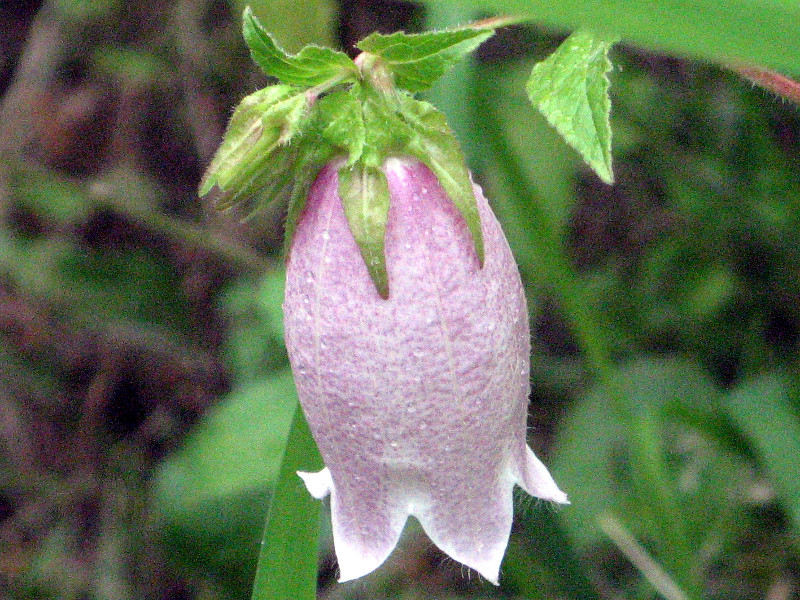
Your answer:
[516,445,570,504]
[284,157,567,584]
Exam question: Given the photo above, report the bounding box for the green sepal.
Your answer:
[315,89,366,165]
[200,86,309,209]
[282,138,336,257]
[338,162,391,299]
[527,30,617,184]
[360,93,411,166]
[402,97,485,265]
[199,85,296,196]
[243,7,357,89]
[356,27,494,92]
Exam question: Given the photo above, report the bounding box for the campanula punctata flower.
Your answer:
[198,10,569,586]
[283,157,568,584]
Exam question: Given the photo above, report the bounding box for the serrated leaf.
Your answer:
[243,7,357,88]
[356,27,494,92]
[402,98,484,265]
[527,30,616,184]
[339,162,391,298]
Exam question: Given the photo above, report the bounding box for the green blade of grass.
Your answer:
[251,404,323,600]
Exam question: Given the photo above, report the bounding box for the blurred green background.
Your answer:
[2,1,800,599]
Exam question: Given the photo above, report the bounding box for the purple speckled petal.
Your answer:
[283,157,567,584]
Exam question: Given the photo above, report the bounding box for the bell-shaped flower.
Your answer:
[283,157,568,585]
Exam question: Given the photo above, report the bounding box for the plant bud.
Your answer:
[283,157,567,584]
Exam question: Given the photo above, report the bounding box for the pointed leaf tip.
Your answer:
[527,30,616,184]
[402,98,485,266]
[338,163,391,299]
[243,7,357,88]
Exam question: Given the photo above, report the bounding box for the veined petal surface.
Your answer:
[284,157,567,584]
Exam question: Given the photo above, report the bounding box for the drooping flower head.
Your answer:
[284,157,567,583]
[200,9,567,585]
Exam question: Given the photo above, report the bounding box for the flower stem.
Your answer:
[733,65,800,105]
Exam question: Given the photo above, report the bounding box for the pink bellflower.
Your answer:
[283,157,568,584]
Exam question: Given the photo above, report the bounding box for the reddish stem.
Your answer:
[734,65,800,105]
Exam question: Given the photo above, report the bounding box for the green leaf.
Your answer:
[724,373,800,534]
[551,357,746,597]
[250,405,323,600]
[356,27,494,92]
[339,162,391,298]
[403,97,485,265]
[423,0,800,73]
[507,506,602,600]
[361,93,411,165]
[231,0,338,53]
[243,6,357,88]
[152,370,299,591]
[527,30,616,184]
[552,358,737,547]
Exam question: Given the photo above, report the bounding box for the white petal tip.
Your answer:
[334,540,394,583]
[483,571,500,586]
[462,559,501,586]
[337,567,374,583]
[518,445,569,504]
[297,467,333,499]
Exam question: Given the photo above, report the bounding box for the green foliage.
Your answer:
[242,7,358,88]
[250,407,323,600]
[199,85,306,201]
[356,27,494,92]
[206,12,495,295]
[552,358,748,550]
[153,371,297,591]
[339,163,392,298]
[724,374,800,533]
[8,1,800,599]
[423,0,800,72]
[527,31,616,184]
[3,169,191,334]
